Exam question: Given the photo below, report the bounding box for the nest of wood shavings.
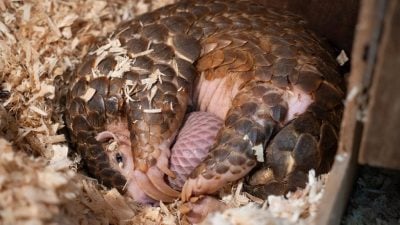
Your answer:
[0,0,328,224]
[202,170,327,225]
[0,138,142,225]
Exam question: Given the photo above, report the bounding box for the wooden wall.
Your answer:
[259,0,360,54]
[358,1,400,170]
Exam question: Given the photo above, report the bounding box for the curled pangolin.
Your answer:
[65,0,344,216]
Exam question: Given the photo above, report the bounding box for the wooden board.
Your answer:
[314,0,389,224]
[358,1,400,170]
[260,0,359,54]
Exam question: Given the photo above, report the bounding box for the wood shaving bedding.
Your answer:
[0,0,327,224]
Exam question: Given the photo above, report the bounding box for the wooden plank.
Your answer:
[358,1,400,170]
[259,0,360,54]
[314,0,387,224]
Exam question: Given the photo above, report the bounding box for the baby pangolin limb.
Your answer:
[169,112,223,190]
[94,112,223,204]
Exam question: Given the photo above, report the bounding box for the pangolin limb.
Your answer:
[65,0,344,208]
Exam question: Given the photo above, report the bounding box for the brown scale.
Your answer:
[64,0,344,206]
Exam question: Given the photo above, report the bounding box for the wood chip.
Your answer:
[45,134,67,144]
[22,4,32,22]
[124,80,138,102]
[244,193,264,204]
[80,87,96,102]
[29,105,48,116]
[0,21,16,43]
[336,50,349,66]
[108,55,133,78]
[46,15,62,38]
[252,144,264,162]
[143,108,162,113]
[130,48,154,58]
[28,83,56,103]
[141,69,163,90]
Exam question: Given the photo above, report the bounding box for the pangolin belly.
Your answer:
[65,0,344,209]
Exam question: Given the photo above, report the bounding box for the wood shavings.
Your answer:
[0,1,5,11]
[78,178,139,225]
[143,108,162,113]
[57,14,79,28]
[266,170,326,222]
[148,85,158,105]
[85,0,108,21]
[29,105,48,116]
[201,203,289,225]
[0,138,79,224]
[103,189,137,221]
[0,20,16,43]
[202,170,327,225]
[107,140,119,152]
[221,181,252,208]
[141,69,164,91]
[45,134,67,144]
[48,144,74,170]
[129,202,181,225]
[109,55,134,78]
[90,38,139,79]
[159,201,177,225]
[21,4,32,22]
[336,50,349,66]
[130,48,154,58]
[124,80,138,102]
[46,15,62,38]
[132,207,163,224]
[253,144,264,162]
[61,26,73,39]
[2,11,16,25]
[91,38,127,57]
[245,193,264,204]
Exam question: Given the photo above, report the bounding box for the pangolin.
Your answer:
[65,0,344,213]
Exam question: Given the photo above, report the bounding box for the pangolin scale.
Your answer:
[65,0,344,207]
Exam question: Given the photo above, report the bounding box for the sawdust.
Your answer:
[202,171,327,225]
[0,137,145,225]
[0,0,328,224]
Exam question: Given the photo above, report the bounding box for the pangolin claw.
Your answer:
[134,170,178,202]
[147,167,180,198]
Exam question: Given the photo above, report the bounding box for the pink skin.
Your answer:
[181,196,228,224]
[284,87,314,122]
[194,74,241,120]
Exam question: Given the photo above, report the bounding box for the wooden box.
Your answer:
[264,1,400,224]
[295,1,400,224]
